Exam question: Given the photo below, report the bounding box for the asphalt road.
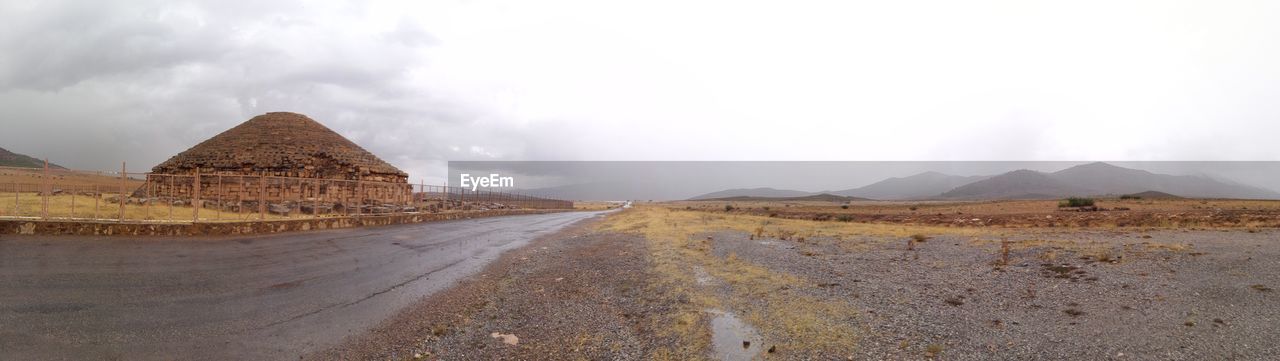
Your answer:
[0,211,604,360]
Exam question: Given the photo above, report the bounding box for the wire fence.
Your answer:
[0,164,572,223]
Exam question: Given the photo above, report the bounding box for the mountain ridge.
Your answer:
[0,146,65,169]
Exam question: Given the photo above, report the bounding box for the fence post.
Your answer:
[258,174,266,220]
[93,184,99,219]
[42,158,48,220]
[192,168,201,222]
[119,162,126,222]
[144,176,151,220]
[237,175,244,220]
[356,173,363,216]
[216,174,223,221]
[168,175,174,221]
[295,178,303,219]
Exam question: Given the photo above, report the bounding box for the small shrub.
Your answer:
[1059,197,1096,207]
[1038,249,1057,262]
[911,234,929,243]
[724,204,735,212]
[909,206,919,211]
[925,344,944,358]
[1120,194,1142,200]
[1092,250,1113,262]
[837,215,854,222]
[841,204,849,209]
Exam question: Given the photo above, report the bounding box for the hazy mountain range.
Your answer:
[689,187,816,200]
[827,171,991,200]
[0,146,64,169]
[689,162,1280,200]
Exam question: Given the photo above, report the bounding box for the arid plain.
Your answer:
[319,198,1279,360]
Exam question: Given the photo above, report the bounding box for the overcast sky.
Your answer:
[2,0,1279,184]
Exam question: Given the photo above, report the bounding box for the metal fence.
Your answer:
[0,164,572,223]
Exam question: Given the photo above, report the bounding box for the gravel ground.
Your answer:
[310,214,1278,360]
[309,219,688,360]
[710,228,1280,360]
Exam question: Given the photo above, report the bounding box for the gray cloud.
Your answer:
[0,0,517,182]
[2,0,1278,185]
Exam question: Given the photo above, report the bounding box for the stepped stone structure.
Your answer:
[146,112,411,214]
[153,112,407,182]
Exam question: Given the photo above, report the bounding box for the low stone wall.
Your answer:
[0,209,570,237]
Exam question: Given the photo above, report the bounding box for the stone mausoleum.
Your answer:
[147,112,410,213]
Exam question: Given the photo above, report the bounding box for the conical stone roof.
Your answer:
[152,112,407,181]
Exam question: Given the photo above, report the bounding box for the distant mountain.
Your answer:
[698,193,869,202]
[830,171,989,200]
[1122,191,1182,199]
[1051,162,1279,199]
[0,147,64,169]
[688,187,813,200]
[522,162,1279,201]
[941,169,1086,199]
[940,163,1280,200]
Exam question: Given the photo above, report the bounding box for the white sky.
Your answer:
[1,0,1278,184]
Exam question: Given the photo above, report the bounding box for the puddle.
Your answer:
[708,309,763,361]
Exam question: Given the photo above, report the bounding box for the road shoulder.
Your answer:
[309,217,685,360]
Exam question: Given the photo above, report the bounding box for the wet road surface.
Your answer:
[0,211,604,360]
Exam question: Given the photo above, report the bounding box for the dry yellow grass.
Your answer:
[594,206,994,356]
[573,201,621,211]
[0,167,144,189]
[966,236,1193,266]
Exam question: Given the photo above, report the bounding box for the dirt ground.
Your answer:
[670,199,1280,228]
[708,228,1280,360]
[315,206,1280,360]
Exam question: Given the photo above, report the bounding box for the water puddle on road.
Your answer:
[707,308,764,361]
